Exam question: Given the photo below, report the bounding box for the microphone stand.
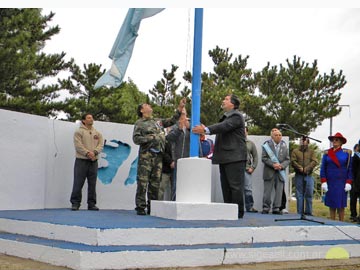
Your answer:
[274,124,324,224]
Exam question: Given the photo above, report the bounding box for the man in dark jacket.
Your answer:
[166,108,191,201]
[351,143,360,222]
[158,136,174,201]
[192,94,247,218]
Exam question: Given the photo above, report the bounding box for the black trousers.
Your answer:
[350,189,360,217]
[219,161,246,218]
[280,187,287,211]
[70,158,98,207]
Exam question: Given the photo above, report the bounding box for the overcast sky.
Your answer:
[14,6,360,149]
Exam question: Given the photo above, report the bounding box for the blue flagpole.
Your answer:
[190,8,203,157]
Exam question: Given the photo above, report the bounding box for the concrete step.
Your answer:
[0,209,359,246]
[0,209,359,270]
[1,216,359,246]
[0,231,359,270]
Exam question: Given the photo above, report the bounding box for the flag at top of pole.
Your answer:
[95,8,164,89]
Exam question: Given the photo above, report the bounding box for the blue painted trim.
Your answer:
[0,232,357,253]
[0,209,355,230]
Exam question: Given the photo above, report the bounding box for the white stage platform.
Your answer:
[0,209,359,270]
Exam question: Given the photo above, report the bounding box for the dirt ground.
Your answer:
[1,254,360,270]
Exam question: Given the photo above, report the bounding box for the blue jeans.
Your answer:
[295,173,314,215]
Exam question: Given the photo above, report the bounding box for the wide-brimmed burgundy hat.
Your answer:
[328,132,347,144]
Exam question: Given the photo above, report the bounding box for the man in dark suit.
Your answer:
[261,128,290,215]
[192,94,247,218]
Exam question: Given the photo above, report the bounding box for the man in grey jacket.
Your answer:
[193,94,247,218]
[261,128,290,215]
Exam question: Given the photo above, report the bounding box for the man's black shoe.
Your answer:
[88,205,99,211]
[272,210,282,215]
[247,208,258,213]
[137,209,146,215]
[261,210,269,214]
[71,205,79,211]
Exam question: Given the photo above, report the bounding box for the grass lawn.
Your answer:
[288,198,354,223]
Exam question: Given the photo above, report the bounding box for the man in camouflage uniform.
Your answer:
[133,98,186,215]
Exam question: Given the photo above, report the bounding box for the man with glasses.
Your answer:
[261,128,290,215]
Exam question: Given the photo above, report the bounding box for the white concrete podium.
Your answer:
[151,157,238,220]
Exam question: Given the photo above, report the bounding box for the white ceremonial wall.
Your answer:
[43,120,139,210]
[0,110,49,209]
[0,109,289,211]
[44,119,79,208]
[89,121,139,210]
[0,109,141,210]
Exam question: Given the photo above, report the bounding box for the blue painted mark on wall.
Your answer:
[124,157,138,186]
[98,140,131,184]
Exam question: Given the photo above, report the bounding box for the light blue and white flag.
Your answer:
[95,8,164,89]
[262,142,287,182]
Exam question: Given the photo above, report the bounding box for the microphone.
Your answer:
[276,123,287,128]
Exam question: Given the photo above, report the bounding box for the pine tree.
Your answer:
[187,46,255,126]
[59,62,147,123]
[185,47,345,138]
[149,64,190,118]
[0,8,70,116]
[251,56,346,138]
